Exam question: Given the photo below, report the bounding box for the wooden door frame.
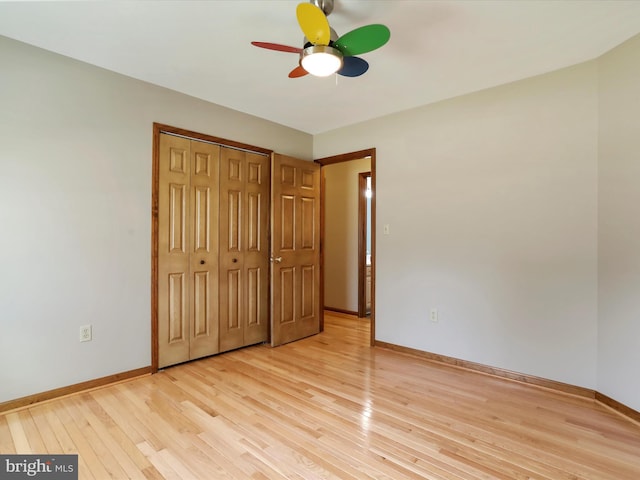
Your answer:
[315,148,376,346]
[151,123,272,372]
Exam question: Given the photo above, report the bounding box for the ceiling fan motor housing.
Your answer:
[311,0,334,16]
[303,27,340,49]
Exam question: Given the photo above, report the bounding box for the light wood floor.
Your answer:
[2,312,639,479]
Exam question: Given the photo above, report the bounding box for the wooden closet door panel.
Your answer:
[158,134,191,368]
[244,153,270,345]
[188,141,220,360]
[219,148,245,352]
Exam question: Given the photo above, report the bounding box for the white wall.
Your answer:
[324,158,371,312]
[598,34,640,412]
[315,62,599,389]
[0,36,312,403]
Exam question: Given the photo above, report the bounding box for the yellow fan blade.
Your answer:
[296,3,330,46]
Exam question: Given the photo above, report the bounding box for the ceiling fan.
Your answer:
[251,0,391,78]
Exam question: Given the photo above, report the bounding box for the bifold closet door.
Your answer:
[158,134,220,368]
[219,147,270,352]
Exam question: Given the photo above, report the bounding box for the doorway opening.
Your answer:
[316,149,376,346]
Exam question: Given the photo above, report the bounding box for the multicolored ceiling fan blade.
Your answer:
[334,24,391,57]
[288,65,309,78]
[251,42,302,54]
[338,56,369,77]
[296,3,331,45]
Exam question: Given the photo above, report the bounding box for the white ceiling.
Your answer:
[2,1,640,134]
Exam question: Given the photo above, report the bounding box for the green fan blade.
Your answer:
[334,24,390,57]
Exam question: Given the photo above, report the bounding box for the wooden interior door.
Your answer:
[270,153,321,347]
[158,134,219,368]
[219,148,269,352]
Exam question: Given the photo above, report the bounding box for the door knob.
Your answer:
[200,260,205,265]
[232,258,238,263]
[270,256,282,263]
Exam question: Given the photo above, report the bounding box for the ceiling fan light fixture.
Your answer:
[300,45,343,77]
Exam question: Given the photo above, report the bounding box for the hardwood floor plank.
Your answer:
[5,412,31,453]
[0,415,17,454]
[28,405,63,453]
[53,399,109,479]
[1,312,639,479]
[137,442,182,480]
[16,410,46,453]
[61,394,128,479]
[71,394,150,479]
[95,387,164,452]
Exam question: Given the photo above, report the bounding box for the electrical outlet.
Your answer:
[383,224,390,235]
[79,325,92,342]
[430,308,438,323]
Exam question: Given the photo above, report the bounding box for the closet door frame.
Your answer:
[151,123,272,372]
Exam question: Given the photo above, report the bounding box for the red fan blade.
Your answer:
[251,42,302,54]
[288,65,308,78]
